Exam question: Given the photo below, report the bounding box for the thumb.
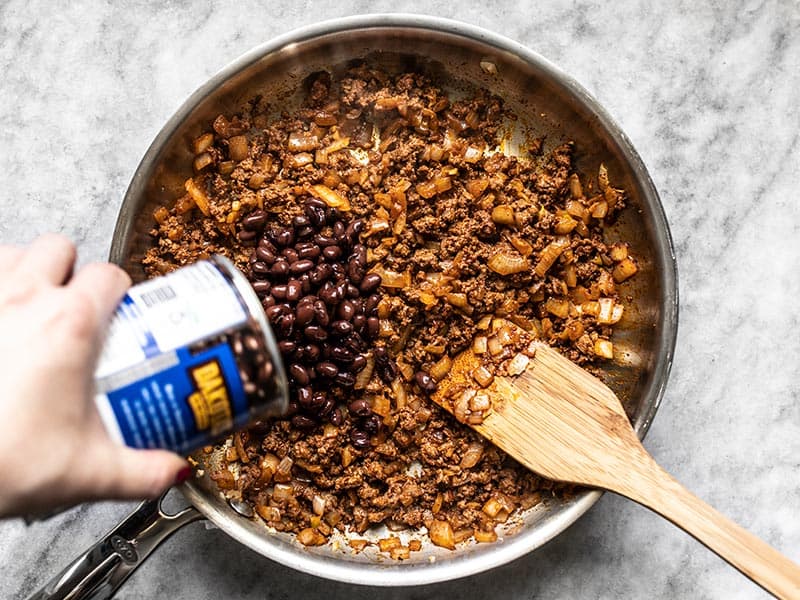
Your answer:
[92,446,190,500]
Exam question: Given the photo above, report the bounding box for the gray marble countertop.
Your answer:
[1,1,798,599]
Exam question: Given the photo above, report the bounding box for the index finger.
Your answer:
[68,263,132,323]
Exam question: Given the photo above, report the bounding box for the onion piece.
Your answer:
[228,135,249,161]
[311,184,351,210]
[287,131,319,152]
[297,527,327,547]
[472,335,488,354]
[193,132,214,155]
[507,353,530,376]
[594,338,614,359]
[533,237,570,277]
[184,178,210,216]
[488,250,530,275]
[491,205,516,226]
[429,520,456,550]
[312,495,326,516]
[612,257,638,282]
[460,442,484,468]
[472,366,494,388]
[370,264,410,288]
[273,457,293,483]
[272,483,294,501]
[429,355,453,381]
[354,354,374,390]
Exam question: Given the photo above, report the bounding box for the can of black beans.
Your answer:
[93,255,288,455]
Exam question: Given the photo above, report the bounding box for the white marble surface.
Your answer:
[1,1,799,598]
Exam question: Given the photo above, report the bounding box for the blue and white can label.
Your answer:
[94,257,287,455]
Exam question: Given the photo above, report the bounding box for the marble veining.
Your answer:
[1,1,798,599]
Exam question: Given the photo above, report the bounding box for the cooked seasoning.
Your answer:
[144,64,637,552]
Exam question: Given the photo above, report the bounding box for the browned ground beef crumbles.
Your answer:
[144,65,638,554]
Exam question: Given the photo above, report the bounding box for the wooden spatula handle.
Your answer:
[617,457,800,599]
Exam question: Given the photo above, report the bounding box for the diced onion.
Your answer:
[612,257,638,282]
[429,520,455,550]
[472,366,494,388]
[491,205,516,226]
[429,355,453,381]
[594,338,614,359]
[193,132,214,155]
[534,237,570,277]
[228,135,249,161]
[469,392,491,412]
[460,442,484,468]
[184,178,210,216]
[472,336,488,354]
[287,131,319,152]
[370,265,410,288]
[273,456,293,483]
[297,527,327,546]
[507,353,530,376]
[311,184,351,210]
[488,250,530,275]
[312,495,326,516]
[272,483,294,501]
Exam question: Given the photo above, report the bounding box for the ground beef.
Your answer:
[146,64,638,554]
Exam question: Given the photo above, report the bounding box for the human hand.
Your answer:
[0,234,189,518]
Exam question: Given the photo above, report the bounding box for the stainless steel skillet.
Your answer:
[31,14,678,599]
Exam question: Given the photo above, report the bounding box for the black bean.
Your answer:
[296,302,315,326]
[289,363,310,385]
[330,346,354,363]
[348,398,371,416]
[291,414,317,429]
[252,261,270,275]
[290,259,315,274]
[337,300,355,321]
[350,430,370,448]
[347,259,365,284]
[331,320,353,335]
[261,295,276,308]
[286,401,299,416]
[311,392,326,408]
[351,354,367,371]
[293,214,310,228]
[313,300,329,326]
[299,274,312,294]
[333,221,346,239]
[297,386,313,408]
[278,340,296,355]
[252,280,271,297]
[297,243,321,260]
[304,344,320,362]
[281,248,299,263]
[305,197,327,209]
[314,233,337,247]
[346,284,360,299]
[297,226,315,239]
[242,210,267,231]
[304,325,328,341]
[360,273,382,293]
[352,243,367,265]
[318,283,338,306]
[316,361,338,378]
[265,304,285,322]
[275,228,294,247]
[272,284,287,299]
[306,206,326,228]
[238,229,257,241]
[366,316,380,339]
[259,235,277,249]
[363,414,381,434]
[346,220,365,246]
[277,313,295,337]
[365,293,380,315]
[335,371,355,387]
[352,314,366,332]
[325,207,341,224]
[270,260,290,277]
[309,263,333,284]
[329,408,343,426]
[318,397,336,417]
[285,280,302,302]
[322,245,342,261]
[331,263,346,280]
[414,371,437,392]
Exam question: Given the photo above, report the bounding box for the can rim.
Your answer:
[210,254,289,419]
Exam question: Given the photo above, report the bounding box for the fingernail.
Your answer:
[175,466,192,485]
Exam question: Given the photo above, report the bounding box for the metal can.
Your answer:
[93,255,288,455]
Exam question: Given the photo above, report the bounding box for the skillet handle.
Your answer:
[27,492,203,600]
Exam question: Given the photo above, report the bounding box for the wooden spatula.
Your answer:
[432,341,800,599]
